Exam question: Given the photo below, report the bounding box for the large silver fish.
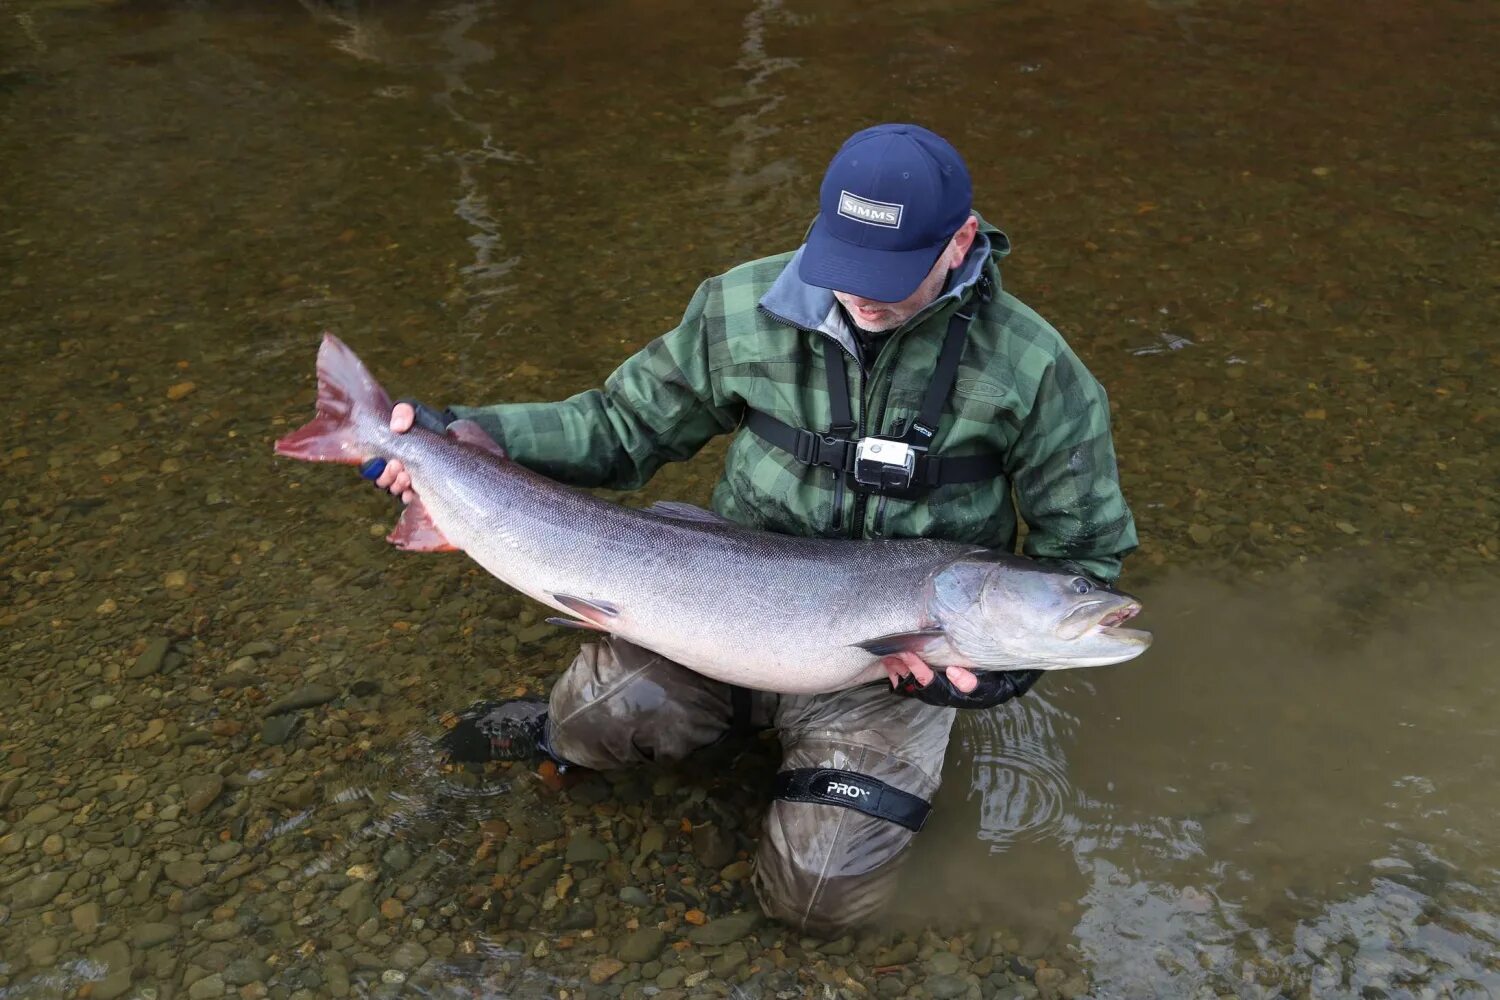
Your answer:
[274,335,1151,694]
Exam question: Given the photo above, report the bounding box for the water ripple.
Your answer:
[959,693,1084,850]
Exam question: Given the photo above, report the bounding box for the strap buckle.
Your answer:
[793,429,854,471]
[791,428,820,466]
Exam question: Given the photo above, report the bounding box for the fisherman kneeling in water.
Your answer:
[365,124,1137,936]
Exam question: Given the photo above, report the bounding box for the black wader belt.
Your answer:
[773,768,931,832]
[743,304,1004,489]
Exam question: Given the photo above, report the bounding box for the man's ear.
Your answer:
[948,215,980,267]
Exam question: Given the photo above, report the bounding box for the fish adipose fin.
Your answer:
[447,419,507,459]
[273,333,393,464]
[388,497,457,552]
[643,501,734,526]
[852,629,948,657]
[553,594,620,629]
[545,616,610,633]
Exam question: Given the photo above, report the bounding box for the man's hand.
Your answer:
[364,403,417,502]
[360,400,454,503]
[880,652,978,694]
[881,651,1042,710]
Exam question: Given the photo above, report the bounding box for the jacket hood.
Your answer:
[759,215,1011,355]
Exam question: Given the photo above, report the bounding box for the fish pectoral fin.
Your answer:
[852,629,948,658]
[446,419,508,459]
[387,497,458,552]
[552,594,620,628]
[642,501,733,526]
[545,616,610,633]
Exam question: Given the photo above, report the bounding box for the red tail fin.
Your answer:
[274,334,392,465]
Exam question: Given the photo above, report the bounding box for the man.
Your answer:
[366,124,1137,935]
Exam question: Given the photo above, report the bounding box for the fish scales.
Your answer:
[391,432,962,691]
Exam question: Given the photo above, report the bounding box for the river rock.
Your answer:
[224,956,271,985]
[687,910,761,946]
[260,715,300,746]
[10,871,67,908]
[382,842,412,872]
[711,942,749,978]
[206,841,242,862]
[1035,966,1067,998]
[926,973,970,999]
[72,900,103,933]
[691,824,734,869]
[335,881,370,909]
[88,939,134,1000]
[325,962,350,997]
[127,638,171,679]
[389,941,428,969]
[589,956,625,984]
[201,921,240,941]
[133,921,176,948]
[183,774,224,815]
[164,860,206,888]
[23,802,60,827]
[618,886,651,907]
[262,685,338,716]
[617,927,667,962]
[188,973,226,999]
[27,935,59,967]
[720,860,752,881]
[565,832,609,864]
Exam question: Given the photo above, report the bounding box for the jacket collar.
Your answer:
[759,231,996,356]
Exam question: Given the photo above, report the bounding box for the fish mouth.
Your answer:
[1060,599,1148,643]
[1093,602,1151,644]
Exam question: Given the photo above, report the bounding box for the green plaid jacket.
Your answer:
[451,217,1137,582]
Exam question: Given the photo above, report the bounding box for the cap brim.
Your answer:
[797,219,947,303]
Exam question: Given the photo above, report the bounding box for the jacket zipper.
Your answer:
[862,335,909,538]
[845,362,866,536]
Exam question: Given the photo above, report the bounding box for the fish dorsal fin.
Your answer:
[851,629,948,657]
[643,501,732,526]
[387,496,458,553]
[447,419,507,459]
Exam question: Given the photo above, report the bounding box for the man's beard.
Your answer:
[842,306,901,335]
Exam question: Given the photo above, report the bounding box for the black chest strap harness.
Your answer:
[774,768,931,832]
[744,300,1006,499]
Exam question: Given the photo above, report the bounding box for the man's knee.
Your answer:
[751,691,954,935]
[545,638,735,770]
[751,796,918,936]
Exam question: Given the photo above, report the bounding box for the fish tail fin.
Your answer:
[273,333,393,464]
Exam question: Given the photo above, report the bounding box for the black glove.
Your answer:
[397,398,457,435]
[358,399,457,481]
[891,668,1043,709]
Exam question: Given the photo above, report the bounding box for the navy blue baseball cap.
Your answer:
[798,123,973,303]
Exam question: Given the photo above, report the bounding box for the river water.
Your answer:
[1,1,1496,998]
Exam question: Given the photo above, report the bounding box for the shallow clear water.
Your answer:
[1,0,1496,997]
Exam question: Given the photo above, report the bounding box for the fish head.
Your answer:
[933,555,1153,670]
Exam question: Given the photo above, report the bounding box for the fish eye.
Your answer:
[1070,577,1093,595]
